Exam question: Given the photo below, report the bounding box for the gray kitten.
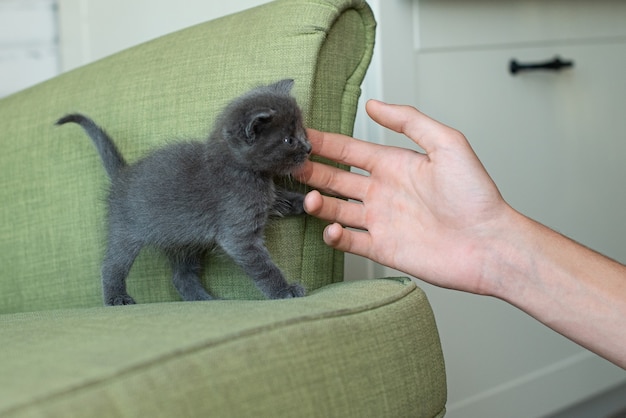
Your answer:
[57,79,310,305]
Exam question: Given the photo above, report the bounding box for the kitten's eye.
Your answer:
[284,137,294,145]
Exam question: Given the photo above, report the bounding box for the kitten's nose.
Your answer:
[304,142,312,155]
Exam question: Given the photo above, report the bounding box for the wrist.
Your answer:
[478,206,540,301]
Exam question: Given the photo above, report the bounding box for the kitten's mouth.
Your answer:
[283,154,309,175]
[296,151,311,165]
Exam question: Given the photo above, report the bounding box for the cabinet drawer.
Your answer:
[415,0,626,50]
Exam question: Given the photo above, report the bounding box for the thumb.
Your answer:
[365,100,454,154]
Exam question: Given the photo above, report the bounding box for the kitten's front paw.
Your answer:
[289,195,306,215]
[105,294,136,306]
[272,191,306,217]
[275,283,306,299]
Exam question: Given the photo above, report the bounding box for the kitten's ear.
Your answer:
[271,79,295,94]
[245,108,276,143]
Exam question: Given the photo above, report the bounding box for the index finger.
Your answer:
[306,128,385,173]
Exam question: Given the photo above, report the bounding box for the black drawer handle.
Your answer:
[509,56,574,75]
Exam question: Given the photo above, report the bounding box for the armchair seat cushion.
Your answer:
[1,278,446,418]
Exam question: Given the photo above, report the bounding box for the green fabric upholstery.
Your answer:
[1,279,445,418]
[0,0,447,416]
[0,0,373,310]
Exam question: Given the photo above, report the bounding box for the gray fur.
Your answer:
[57,79,311,305]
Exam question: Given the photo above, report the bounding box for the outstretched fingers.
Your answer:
[296,128,387,201]
[302,190,373,260]
[303,190,367,230]
[306,128,384,172]
[323,223,373,259]
[296,160,369,201]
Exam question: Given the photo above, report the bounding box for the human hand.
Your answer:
[297,100,515,295]
[298,100,626,367]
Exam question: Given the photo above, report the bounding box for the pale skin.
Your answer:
[296,99,626,369]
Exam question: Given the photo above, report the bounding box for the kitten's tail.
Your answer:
[56,113,126,179]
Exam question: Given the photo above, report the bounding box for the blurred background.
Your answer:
[2,0,625,416]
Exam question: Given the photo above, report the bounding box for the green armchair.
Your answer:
[0,0,446,416]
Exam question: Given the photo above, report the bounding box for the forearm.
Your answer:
[487,208,626,368]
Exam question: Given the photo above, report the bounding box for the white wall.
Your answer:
[0,0,274,97]
[57,0,272,71]
[0,0,59,97]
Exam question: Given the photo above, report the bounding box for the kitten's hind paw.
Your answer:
[275,283,306,299]
[105,294,136,306]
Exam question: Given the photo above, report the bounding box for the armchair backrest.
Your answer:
[0,0,375,313]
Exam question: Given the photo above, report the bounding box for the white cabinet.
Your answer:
[360,0,626,417]
[416,42,626,252]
